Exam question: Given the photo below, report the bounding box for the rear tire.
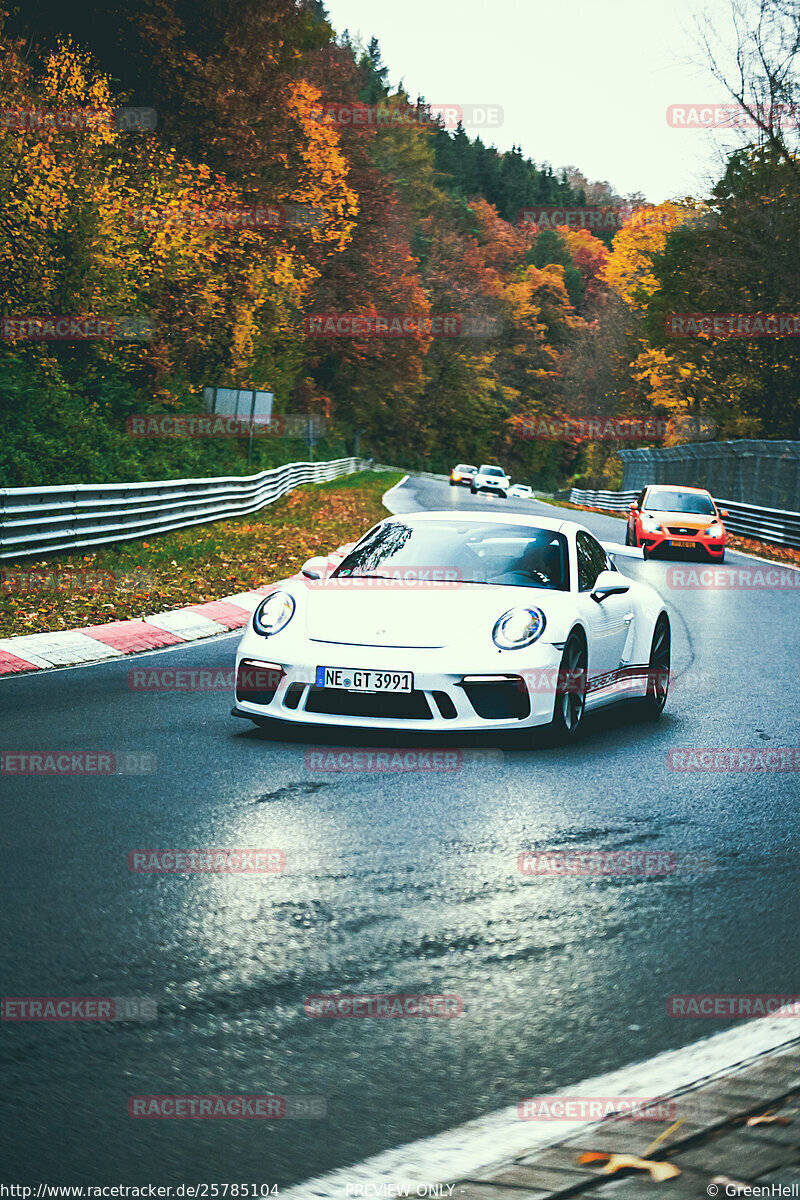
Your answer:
[545,630,588,745]
[640,613,670,719]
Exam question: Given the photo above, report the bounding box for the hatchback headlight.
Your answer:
[253,590,295,636]
[641,513,662,531]
[492,607,546,650]
[703,523,724,537]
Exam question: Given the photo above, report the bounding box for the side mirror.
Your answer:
[591,570,631,604]
[301,556,329,580]
[629,502,637,511]
[719,509,729,519]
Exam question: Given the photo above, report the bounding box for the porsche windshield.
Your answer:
[333,521,570,591]
[645,490,716,516]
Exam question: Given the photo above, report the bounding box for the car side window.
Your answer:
[576,531,611,591]
[636,489,646,507]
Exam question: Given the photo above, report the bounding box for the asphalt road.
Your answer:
[1,475,798,1188]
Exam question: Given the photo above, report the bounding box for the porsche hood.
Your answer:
[298,581,557,648]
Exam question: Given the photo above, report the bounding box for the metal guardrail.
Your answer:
[0,458,366,560]
[569,488,639,512]
[713,498,800,550]
[619,440,800,511]
[569,488,800,549]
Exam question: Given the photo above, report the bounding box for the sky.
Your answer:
[322,0,753,203]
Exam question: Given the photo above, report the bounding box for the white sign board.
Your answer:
[203,387,274,424]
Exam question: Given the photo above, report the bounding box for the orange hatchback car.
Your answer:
[626,485,728,561]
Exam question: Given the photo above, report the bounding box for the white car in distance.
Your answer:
[471,465,510,496]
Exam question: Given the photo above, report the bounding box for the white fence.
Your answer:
[0,458,365,560]
[569,488,800,549]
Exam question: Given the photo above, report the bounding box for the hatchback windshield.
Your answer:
[479,465,504,476]
[645,489,716,516]
[334,520,570,590]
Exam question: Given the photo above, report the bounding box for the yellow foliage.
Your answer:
[603,203,698,310]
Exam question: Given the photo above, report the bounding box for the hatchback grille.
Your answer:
[667,527,698,536]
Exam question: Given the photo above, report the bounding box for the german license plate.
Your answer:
[669,539,694,548]
[316,667,413,693]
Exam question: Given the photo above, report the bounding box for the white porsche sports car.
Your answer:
[231,511,670,743]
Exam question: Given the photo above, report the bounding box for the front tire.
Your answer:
[641,613,670,719]
[547,630,588,744]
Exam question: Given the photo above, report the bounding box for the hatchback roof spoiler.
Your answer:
[602,541,644,560]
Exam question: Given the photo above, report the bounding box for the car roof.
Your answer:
[383,509,574,535]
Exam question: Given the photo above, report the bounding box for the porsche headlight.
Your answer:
[492,607,546,650]
[703,523,723,537]
[253,590,295,636]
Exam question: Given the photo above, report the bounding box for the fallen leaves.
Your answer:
[746,1112,795,1127]
[0,472,400,637]
[577,1152,681,1181]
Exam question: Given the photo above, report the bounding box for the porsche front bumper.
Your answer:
[232,632,563,733]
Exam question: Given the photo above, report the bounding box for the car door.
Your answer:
[575,531,634,694]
